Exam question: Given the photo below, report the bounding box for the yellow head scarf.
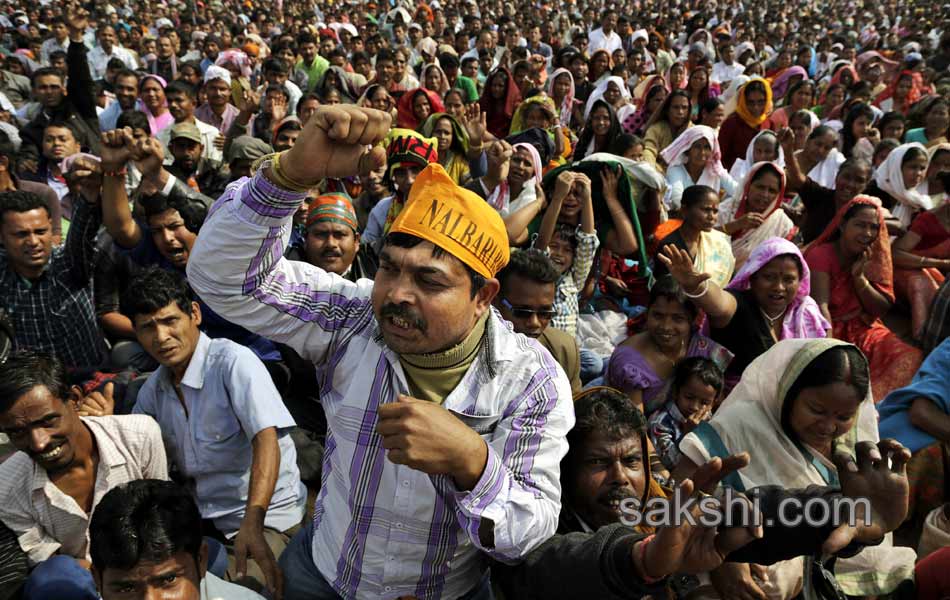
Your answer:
[735,77,773,128]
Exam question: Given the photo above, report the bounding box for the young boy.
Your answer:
[648,357,724,471]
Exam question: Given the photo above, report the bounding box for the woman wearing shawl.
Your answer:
[813,82,846,121]
[659,237,829,389]
[677,339,916,598]
[728,129,786,189]
[622,76,667,137]
[215,49,253,79]
[395,87,444,129]
[547,68,581,130]
[421,63,451,96]
[660,125,737,212]
[767,79,816,130]
[318,65,359,103]
[642,89,692,168]
[874,70,923,116]
[509,95,571,165]
[718,78,773,169]
[666,61,687,90]
[480,68,522,139]
[718,162,796,268]
[419,112,481,185]
[768,65,808,105]
[652,185,735,291]
[584,76,635,124]
[867,142,931,227]
[878,337,950,527]
[137,74,173,135]
[805,196,923,401]
[786,125,843,191]
[465,141,544,244]
[607,275,733,414]
[572,99,621,161]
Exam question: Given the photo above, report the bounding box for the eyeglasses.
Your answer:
[501,299,557,320]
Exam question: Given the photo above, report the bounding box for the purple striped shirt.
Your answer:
[186,172,575,599]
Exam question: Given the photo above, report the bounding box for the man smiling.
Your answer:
[186,104,574,599]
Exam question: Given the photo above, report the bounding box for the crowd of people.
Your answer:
[1,0,950,598]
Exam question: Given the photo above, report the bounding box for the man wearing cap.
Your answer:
[161,81,224,163]
[362,129,439,247]
[286,192,378,283]
[187,104,573,599]
[225,135,274,182]
[165,122,229,200]
[195,66,241,135]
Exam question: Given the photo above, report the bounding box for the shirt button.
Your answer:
[385,586,392,592]
[395,522,403,529]
[402,480,410,487]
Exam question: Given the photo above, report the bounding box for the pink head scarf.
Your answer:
[660,125,728,189]
[727,237,830,340]
[546,68,576,128]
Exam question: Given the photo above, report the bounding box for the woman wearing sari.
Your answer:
[584,76,635,124]
[786,125,843,192]
[421,63,451,96]
[466,142,544,245]
[718,78,773,169]
[510,95,571,164]
[660,237,829,390]
[874,70,923,116]
[718,161,796,269]
[666,61,687,91]
[891,201,950,340]
[317,65,360,104]
[728,129,785,188]
[547,68,581,130]
[137,74,173,135]
[676,339,916,599]
[622,76,667,137]
[587,49,613,87]
[685,66,718,122]
[395,87,444,129]
[652,185,735,290]
[878,337,950,528]
[805,196,923,401]
[607,275,733,415]
[768,65,808,106]
[767,79,816,130]
[572,99,622,160]
[419,112,482,185]
[916,142,950,203]
[660,125,737,212]
[904,96,950,148]
[813,82,846,122]
[480,67,522,138]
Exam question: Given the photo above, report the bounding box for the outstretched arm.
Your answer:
[186,106,391,363]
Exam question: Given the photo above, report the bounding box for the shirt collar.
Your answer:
[179,332,211,390]
[30,418,128,492]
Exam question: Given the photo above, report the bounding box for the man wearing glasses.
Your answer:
[494,248,582,393]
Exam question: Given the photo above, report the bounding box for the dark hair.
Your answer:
[648,89,691,129]
[699,96,724,120]
[265,84,290,101]
[0,190,50,222]
[139,190,208,234]
[438,52,459,70]
[116,109,151,135]
[748,162,783,186]
[382,232,487,298]
[902,146,928,165]
[568,387,645,446]
[784,79,816,104]
[573,100,621,159]
[120,267,194,322]
[0,351,69,413]
[376,47,395,64]
[165,79,196,100]
[806,124,834,141]
[263,57,290,75]
[608,133,644,156]
[0,130,15,165]
[106,57,126,71]
[681,184,718,210]
[497,248,559,295]
[114,68,140,84]
[822,83,846,105]
[873,138,899,163]
[841,103,875,158]
[671,356,724,398]
[296,32,317,46]
[743,79,768,99]
[649,275,697,319]
[781,345,869,437]
[878,111,905,137]
[89,479,203,573]
[789,109,814,129]
[31,67,64,87]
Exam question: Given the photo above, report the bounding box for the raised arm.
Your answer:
[186,105,391,363]
[657,244,737,327]
[534,171,574,251]
[779,128,807,192]
[601,166,639,255]
[65,7,98,122]
[98,129,143,248]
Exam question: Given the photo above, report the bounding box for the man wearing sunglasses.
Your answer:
[495,248,582,393]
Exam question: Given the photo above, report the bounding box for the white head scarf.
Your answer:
[874,142,933,226]
[583,76,632,120]
[660,125,728,190]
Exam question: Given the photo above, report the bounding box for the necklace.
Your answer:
[760,307,786,326]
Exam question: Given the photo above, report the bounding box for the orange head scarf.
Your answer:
[735,78,773,128]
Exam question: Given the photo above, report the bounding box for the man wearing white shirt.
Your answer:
[712,42,745,87]
[587,10,622,54]
[39,18,70,65]
[87,26,137,81]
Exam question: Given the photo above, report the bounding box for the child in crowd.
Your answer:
[648,357,724,471]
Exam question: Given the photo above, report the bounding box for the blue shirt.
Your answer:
[133,333,305,535]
